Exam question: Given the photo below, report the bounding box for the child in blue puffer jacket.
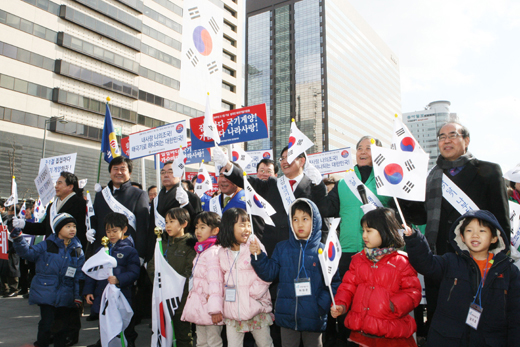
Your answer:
[11,212,85,347]
[250,198,341,347]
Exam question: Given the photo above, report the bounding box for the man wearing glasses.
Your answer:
[256,158,278,180]
[402,121,510,330]
[147,161,201,251]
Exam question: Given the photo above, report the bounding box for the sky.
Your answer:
[348,0,520,173]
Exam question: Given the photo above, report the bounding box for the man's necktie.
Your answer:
[224,196,231,207]
[289,180,297,191]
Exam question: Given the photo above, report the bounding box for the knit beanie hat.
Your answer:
[52,213,76,233]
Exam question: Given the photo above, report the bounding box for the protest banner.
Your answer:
[186,171,218,196]
[244,150,274,175]
[0,226,8,260]
[307,148,353,175]
[34,164,55,206]
[154,141,212,169]
[128,120,187,159]
[190,104,268,149]
[39,153,77,181]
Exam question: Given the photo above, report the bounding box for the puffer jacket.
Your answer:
[252,198,341,332]
[13,233,84,307]
[181,245,224,325]
[405,210,520,347]
[83,236,140,314]
[335,249,421,339]
[218,238,272,322]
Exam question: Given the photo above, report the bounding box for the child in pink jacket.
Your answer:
[217,208,273,347]
[181,212,224,347]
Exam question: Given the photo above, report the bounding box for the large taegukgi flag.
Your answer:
[180,0,223,107]
[371,146,429,201]
[243,172,276,226]
[194,161,213,198]
[390,115,425,154]
[151,240,186,347]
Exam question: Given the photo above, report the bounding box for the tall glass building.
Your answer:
[246,0,401,158]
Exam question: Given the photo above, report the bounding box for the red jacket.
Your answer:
[335,250,421,339]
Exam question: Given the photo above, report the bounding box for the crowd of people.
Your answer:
[1,120,519,347]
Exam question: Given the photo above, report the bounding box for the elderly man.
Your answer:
[87,156,149,260]
[256,158,278,180]
[147,185,158,205]
[403,121,510,334]
[208,165,246,215]
[147,161,201,256]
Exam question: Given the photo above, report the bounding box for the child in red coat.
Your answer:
[331,208,421,347]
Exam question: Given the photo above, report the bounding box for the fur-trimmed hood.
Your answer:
[450,210,509,257]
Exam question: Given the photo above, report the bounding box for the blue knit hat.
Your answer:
[52,213,76,233]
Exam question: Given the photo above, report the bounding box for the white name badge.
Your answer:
[294,278,312,297]
[189,276,194,292]
[466,303,483,329]
[225,286,236,302]
[65,267,77,278]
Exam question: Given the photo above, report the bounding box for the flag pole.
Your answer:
[154,227,177,346]
[12,177,17,218]
[318,248,336,309]
[243,172,257,260]
[393,196,407,227]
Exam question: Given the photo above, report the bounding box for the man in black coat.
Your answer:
[15,172,87,247]
[146,161,201,259]
[401,121,510,332]
[87,156,149,261]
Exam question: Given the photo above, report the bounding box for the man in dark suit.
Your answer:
[402,121,510,332]
[87,156,149,260]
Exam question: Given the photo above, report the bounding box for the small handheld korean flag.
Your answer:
[86,191,95,230]
[151,240,186,347]
[231,144,252,169]
[504,163,520,183]
[173,146,187,178]
[194,160,213,198]
[82,247,118,281]
[100,283,133,347]
[4,177,18,207]
[33,198,47,222]
[18,201,26,219]
[203,93,221,144]
[318,218,342,286]
[390,115,425,153]
[243,172,276,226]
[371,145,429,201]
[287,119,314,164]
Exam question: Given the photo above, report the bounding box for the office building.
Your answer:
[403,100,458,168]
[245,0,401,158]
[0,0,243,198]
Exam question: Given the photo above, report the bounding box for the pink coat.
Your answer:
[218,239,272,322]
[181,245,224,325]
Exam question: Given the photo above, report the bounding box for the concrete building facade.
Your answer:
[0,0,243,199]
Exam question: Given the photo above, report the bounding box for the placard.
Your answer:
[190,104,268,149]
[244,150,274,175]
[34,164,55,206]
[128,121,187,159]
[155,141,212,169]
[0,226,8,260]
[307,148,353,175]
[39,153,77,181]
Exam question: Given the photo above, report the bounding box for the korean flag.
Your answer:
[390,115,425,154]
[371,146,429,201]
[194,161,213,198]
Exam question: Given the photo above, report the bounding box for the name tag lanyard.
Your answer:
[189,253,202,292]
[226,250,240,287]
[467,254,493,329]
[225,250,240,302]
[296,240,310,280]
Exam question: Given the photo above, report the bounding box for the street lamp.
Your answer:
[42,116,68,158]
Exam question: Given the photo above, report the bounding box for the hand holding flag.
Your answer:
[287,119,313,164]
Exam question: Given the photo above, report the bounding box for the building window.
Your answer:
[223,50,236,62]
[224,20,237,32]
[222,66,235,77]
[222,101,235,111]
[222,82,235,93]
[223,35,236,47]
[224,5,236,18]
